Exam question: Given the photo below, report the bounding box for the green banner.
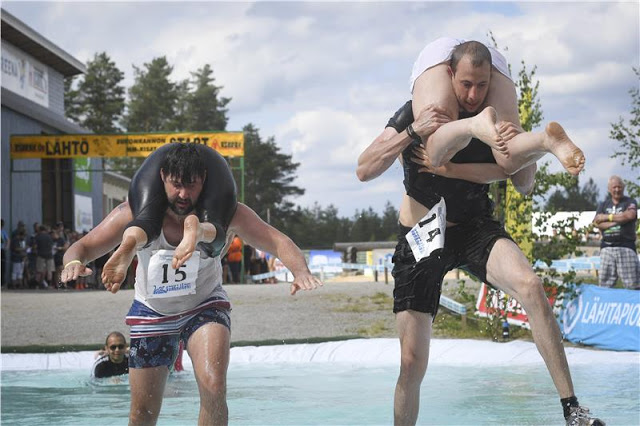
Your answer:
[73,158,92,192]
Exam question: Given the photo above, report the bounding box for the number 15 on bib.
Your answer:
[406,197,446,262]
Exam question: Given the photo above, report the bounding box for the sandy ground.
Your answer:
[1,277,404,350]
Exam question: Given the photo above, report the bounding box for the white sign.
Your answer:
[1,42,49,107]
[74,194,93,233]
[406,197,446,262]
[147,250,199,298]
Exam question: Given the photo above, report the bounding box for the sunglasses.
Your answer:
[109,344,125,351]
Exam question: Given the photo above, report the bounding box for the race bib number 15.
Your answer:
[406,197,446,262]
[147,250,199,298]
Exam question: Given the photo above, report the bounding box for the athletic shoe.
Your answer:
[566,406,606,426]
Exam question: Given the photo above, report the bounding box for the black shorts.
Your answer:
[392,215,513,317]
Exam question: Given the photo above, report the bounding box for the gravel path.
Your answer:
[1,279,398,350]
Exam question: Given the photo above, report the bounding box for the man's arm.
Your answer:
[593,205,637,229]
[357,127,413,182]
[61,202,133,283]
[411,142,536,195]
[357,102,450,182]
[228,203,322,295]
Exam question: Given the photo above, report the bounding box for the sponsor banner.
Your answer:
[560,284,640,352]
[73,158,92,192]
[475,283,557,329]
[10,132,244,159]
[1,42,49,107]
[74,194,93,233]
[308,250,343,273]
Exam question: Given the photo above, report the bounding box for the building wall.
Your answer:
[1,56,104,232]
[2,107,45,230]
[48,67,65,116]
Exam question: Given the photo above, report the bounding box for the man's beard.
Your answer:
[169,199,195,215]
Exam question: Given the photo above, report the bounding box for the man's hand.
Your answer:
[290,273,323,296]
[593,213,611,224]
[496,120,522,142]
[412,104,451,140]
[60,260,93,284]
[411,144,448,176]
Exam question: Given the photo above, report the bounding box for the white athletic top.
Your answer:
[410,37,512,93]
[134,230,229,315]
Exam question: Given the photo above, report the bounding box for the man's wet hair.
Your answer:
[450,41,492,73]
[160,143,207,184]
[105,331,126,346]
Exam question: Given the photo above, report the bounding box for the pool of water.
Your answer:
[2,339,638,425]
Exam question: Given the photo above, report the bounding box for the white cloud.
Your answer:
[3,1,638,216]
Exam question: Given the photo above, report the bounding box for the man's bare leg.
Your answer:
[102,226,147,292]
[394,310,432,426]
[188,322,231,425]
[129,366,169,426]
[486,239,575,399]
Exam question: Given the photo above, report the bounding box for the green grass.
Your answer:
[331,292,392,313]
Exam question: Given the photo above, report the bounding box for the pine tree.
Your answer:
[80,52,126,133]
[125,56,177,132]
[188,64,230,131]
[609,68,640,199]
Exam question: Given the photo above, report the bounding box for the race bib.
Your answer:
[406,197,446,262]
[147,249,200,299]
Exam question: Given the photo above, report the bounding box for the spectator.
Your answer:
[243,243,254,281]
[1,219,8,288]
[593,175,639,288]
[10,230,27,289]
[34,225,55,289]
[11,221,26,239]
[25,222,39,288]
[92,331,129,379]
[52,228,69,287]
[227,235,243,284]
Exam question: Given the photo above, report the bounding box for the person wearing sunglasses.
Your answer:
[92,331,129,379]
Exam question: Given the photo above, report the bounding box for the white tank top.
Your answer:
[134,230,229,315]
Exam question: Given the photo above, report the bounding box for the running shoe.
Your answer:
[565,406,606,426]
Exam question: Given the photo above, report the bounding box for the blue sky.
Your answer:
[4,1,639,217]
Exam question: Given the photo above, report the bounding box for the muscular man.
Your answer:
[61,143,321,425]
[356,45,604,426]
[593,175,639,288]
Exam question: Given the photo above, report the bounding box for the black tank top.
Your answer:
[402,112,496,223]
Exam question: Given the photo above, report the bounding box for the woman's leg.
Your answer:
[488,70,585,176]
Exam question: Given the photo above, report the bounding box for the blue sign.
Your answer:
[559,284,640,352]
[308,250,343,266]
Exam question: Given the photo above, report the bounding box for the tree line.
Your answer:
[64,52,400,247]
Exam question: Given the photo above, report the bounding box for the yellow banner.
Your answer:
[10,132,244,159]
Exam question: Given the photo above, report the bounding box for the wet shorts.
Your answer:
[126,298,231,369]
[392,215,513,317]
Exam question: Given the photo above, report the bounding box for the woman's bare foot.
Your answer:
[173,215,199,269]
[544,122,585,176]
[470,106,509,157]
[102,237,137,293]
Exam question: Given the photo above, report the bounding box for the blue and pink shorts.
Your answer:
[125,297,231,369]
